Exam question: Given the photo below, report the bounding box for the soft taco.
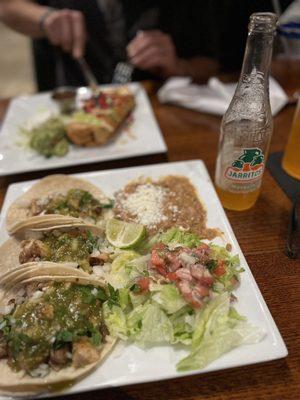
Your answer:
[0,261,99,294]
[0,264,116,396]
[0,224,112,277]
[6,175,113,235]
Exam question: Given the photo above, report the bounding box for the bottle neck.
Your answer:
[238,30,275,90]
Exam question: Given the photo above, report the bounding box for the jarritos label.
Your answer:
[225,148,265,182]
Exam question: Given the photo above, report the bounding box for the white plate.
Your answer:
[0,160,287,398]
[0,83,167,176]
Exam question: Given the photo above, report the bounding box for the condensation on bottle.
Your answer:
[215,13,278,211]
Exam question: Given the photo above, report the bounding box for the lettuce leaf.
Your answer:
[127,301,173,346]
[72,111,104,126]
[170,306,195,345]
[176,293,265,371]
[209,244,244,292]
[137,228,201,252]
[119,288,130,310]
[107,252,148,289]
[102,237,263,372]
[150,283,187,314]
[161,228,201,248]
[103,303,127,340]
[129,291,149,308]
[103,286,264,371]
[209,244,231,261]
[135,233,161,253]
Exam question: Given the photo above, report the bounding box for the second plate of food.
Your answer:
[0,83,167,176]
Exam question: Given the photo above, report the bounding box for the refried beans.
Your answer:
[113,175,219,239]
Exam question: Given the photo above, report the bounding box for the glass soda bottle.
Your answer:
[282,94,300,179]
[215,13,278,211]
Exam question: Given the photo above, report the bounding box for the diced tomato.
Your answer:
[166,253,182,271]
[137,277,150,293]
[175,268,193,281]
[189,298,203,309]
[194,285,210,298]
[151,250,165,267]
[214,260,226,277]
[98,93,109,109]
[193,243,210,262]
[156,265,167,276]
[190,264,204,281]
[199,276,214,287]
[166,272,179,282]
[151,249,167,276]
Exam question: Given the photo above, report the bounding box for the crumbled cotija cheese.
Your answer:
[119,183,168,228]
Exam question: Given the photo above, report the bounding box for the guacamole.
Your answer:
[28,117,69,158]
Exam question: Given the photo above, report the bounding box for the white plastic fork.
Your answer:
[112,61,134,84]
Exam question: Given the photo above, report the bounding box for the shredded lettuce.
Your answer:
[107,251,145,288]
[209,244,244,292]
[137,228,202,252]
[161,228,202,248]
[104,288,264,371]
[170,306,196,345]
[177,293,265,371]
[119,288,130,310]
[127,301,174,346]
[72,111,104,126]
[228,307,247,322]
[129,291,149,308]
[150,283,187,314]
[103,303,127,340]
[209,244,231,261]
[102,227,263,373]
[135,233,160,253]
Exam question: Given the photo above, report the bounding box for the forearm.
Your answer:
[174,57,219,83]
[0,0,48,38]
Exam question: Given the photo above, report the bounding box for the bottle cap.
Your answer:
[249,12,278,33]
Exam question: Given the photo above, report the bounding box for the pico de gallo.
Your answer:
[83,92,113,113]
[147,242,239,308]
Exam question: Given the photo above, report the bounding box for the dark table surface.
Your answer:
[0,59,299,400]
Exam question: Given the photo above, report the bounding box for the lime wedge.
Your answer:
[106,218,145,249]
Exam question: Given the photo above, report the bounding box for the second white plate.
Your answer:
[0,83,167,176]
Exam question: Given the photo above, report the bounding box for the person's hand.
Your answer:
[127,30,187,77]
[42,8,86,58]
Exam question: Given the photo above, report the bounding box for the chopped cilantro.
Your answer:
[130,284,141,293]
[206,259,217,271]
[80,191,93,205]
[54,330,73,348]
[90,330,102,346]
[107,284,120,308]
[101,199,114,209]
[95,288,108,302]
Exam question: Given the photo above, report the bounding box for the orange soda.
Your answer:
[215,13,278,211]
[282,96,300,179]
